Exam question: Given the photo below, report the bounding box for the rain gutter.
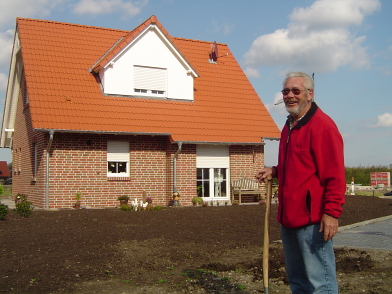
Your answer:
[45,130,54,209]
[173,142,183,192]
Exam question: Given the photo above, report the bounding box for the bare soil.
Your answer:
[1,195,392,294]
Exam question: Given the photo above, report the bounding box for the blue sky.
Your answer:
[0,0,391,167]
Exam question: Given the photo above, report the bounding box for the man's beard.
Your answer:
[285,99,310,117]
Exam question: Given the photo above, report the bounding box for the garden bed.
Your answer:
[1,195,392,293]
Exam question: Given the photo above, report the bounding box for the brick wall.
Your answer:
[230,145,267,199]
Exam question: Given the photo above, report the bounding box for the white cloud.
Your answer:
[244,0,380,74]
[244,67,260,78]
[0,29,14,70]
[73,0,148,17]
[0,0,68,30]
[373,113,392,128]
[264,92,287,117]
[289,0,380,29]
[212,20,234,36]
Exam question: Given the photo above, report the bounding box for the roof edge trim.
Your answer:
[262,137,281,141]
[89,36,125,73]
[171,140,265,146]
[35,129,172,137]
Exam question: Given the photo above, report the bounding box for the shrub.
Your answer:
[153,205,163,211]
[0,185,4,195]
[14,201,34,217]
[0,203,8,220]
[191,197,203,205]
[117,195,130,201]
[120,204,131,211]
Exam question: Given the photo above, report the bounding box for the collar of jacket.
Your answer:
[285,102,319,128]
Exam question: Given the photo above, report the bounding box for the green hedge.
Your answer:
[345,165,392,186]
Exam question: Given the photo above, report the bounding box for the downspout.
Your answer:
[45,130,54,209]
[173,142,183,193]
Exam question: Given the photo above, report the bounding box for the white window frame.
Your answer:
[197,167,229,199]
[107,141,130,177]
[196,145,230,200]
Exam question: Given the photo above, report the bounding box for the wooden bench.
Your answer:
[231,177,264,204]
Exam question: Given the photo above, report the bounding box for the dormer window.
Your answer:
[92,22,197,101]
[134,65,167,97]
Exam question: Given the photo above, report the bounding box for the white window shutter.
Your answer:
[196,145,229,168]
[134,66,167,91]
[107,141,129,161]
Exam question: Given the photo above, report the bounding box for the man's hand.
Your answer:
[255,167,275,183]
[319,214,339,241]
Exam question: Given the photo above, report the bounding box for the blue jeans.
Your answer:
[281,224,338,294]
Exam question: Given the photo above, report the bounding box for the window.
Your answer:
[197,168,228,198]
[133,65,167,96]
[196,145,230,199]
[107,141,129,177]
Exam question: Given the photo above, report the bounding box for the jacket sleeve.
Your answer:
[311,127,346,218]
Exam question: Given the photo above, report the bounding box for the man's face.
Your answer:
[282,77,313,117]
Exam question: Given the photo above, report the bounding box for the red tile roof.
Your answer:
[17,16,280,144]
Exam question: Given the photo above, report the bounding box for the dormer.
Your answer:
[89,16,198,101]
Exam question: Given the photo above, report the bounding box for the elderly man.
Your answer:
[256,72,346,294]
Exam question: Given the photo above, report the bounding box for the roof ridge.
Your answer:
[16,17,128,34]
[90,15,181,73]
[173,37,227,46]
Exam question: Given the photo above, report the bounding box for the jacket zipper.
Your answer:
[280,126,292,224]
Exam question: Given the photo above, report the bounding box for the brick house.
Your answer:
[0,16,280,209]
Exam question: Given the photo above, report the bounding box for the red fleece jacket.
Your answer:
[275,103,346,229]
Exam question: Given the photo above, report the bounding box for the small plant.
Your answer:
[191,197,203,206]
[202,201,209,207]
[73,192,82,209]
[146,197,153,204]
[0,184,4,195]
[216,201,220,206]
[117,195,130,201]
[75,192,82,201]
[15,193,27,204]
[14,200,34,217]
[225,201,228,206]
[236,284,247,290]
[153,205,163,211]
[210,201,214,206]
[117,195,129,206]
[120,204,131,211]
[156,279,167,284]
[0,203,9,220]
[197,185,204,197]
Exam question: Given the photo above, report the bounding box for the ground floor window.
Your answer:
[197,168,228,198]
[107,141,130,177]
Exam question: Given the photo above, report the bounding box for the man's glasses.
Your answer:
[281,88,307,95]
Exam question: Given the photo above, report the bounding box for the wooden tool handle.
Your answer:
[263,175,273,292]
